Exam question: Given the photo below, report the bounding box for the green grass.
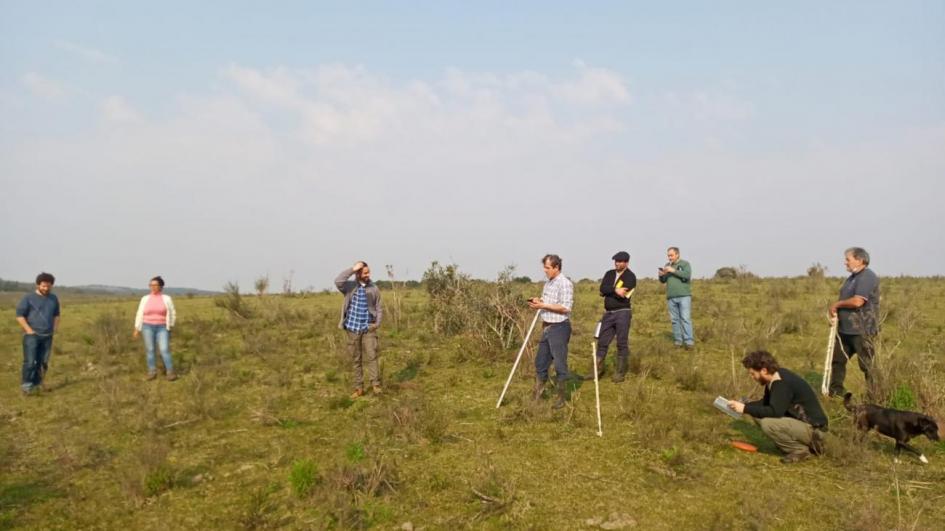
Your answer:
[2,277,945,528]
[289,459,318,498]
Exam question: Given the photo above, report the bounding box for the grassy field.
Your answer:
[2,275,945,530]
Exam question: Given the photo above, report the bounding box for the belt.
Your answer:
[542,320,569,328]
[604,308,631,314]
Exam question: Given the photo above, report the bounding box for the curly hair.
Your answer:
[742,350,780,373]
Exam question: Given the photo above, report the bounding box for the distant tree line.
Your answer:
[0,278,31,291]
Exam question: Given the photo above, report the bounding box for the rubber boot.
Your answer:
[596,357,606,380]
[552,380,568,409]
[532,379,547,400]
[612,355,628,383]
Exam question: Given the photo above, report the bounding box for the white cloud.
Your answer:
[663,89,754,121]
[224,62,631,147]
[55,40,118,65]
[100,96,140,123]
[1,62,940,289]
[555,60,631,105]
[224,65,302,108]
[20,72,67,101]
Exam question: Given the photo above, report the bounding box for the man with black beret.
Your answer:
[594,251,637,382]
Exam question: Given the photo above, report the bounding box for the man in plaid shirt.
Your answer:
[528,254,580,409]
[335,261,383,398]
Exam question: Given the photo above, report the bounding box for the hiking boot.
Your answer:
[350,388,365,399]
[532,380,547,400]
[827,386,846,398]
[683,344,693,351]
[372,385,383,396]
[780,451,810,464]
[809,429,826,456]
[612,356,628,383]
[595,359,606,380]
[146,371,157,381]
[166,372,178,382]
[552,381,568,409]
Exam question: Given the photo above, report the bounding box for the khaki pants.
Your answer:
[347,330,379,389]
[756,417,813,455]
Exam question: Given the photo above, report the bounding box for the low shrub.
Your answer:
[289,459,318,498]
[143,464,175,497]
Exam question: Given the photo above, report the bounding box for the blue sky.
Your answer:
[2,1,944,289]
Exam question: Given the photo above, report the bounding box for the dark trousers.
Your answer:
[596,309,631,363]
[22,334,53,392]
[535,320,571,383]
[829,333,874,395]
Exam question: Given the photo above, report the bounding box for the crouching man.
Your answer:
[728,350,828,463]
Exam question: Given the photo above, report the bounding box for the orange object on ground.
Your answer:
[731,440,758,452]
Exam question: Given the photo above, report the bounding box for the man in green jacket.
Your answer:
[658,247,694,348]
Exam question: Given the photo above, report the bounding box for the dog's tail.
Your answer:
[843,392,855,412]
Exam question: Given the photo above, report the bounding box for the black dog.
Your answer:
[844,393,940,463]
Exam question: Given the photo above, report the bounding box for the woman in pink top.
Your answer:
[133,276,178,381]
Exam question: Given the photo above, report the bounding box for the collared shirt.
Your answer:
[344,285,371,332]
[540,274,573,324]
[838,267,880,336]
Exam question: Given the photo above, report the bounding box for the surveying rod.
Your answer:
[496,310,541,408]
[592,321,603,436]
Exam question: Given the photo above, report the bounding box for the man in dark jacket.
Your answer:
[728,350,828,463]
[335,262,383,398]
[595,251,637,382]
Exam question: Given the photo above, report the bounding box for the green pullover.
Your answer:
[659,259,692,299]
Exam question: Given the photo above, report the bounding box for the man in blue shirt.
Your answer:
[15,272,61,395]
[828,247,880,398]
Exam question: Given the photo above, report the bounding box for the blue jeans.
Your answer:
[22,334,53,392]
[535,320,572,383]
[667,296,694,346]
[141,324,173,373]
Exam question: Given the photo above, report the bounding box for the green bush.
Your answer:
[807,262,827,279]
[214,281,253,319]
[422,262,531,355]
[422,261,470,335]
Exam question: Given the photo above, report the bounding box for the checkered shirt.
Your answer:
[540,274,573,323]
[344,285,371,332]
